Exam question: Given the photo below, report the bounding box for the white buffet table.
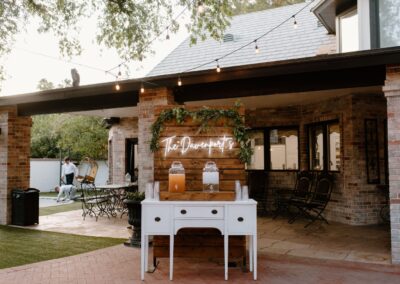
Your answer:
[140,199,257,281]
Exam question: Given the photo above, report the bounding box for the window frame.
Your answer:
[307,120,341,173]
[247,125,300,172]
[337,6,359,53]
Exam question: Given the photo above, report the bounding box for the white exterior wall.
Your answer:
[30,159,109,192]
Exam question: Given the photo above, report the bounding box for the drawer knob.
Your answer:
[180,209,187,215]
[155,217,161,222]
[212,209,218,215]
[238,217,244,222]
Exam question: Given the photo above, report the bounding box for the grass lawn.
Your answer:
[0,225,126,269]
[39,192,58,198]
[39,201,82,216]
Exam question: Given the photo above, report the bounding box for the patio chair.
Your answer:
[76,157,98,186]
[273,171,314,219]
[247,171,268,215]
[79,184,112,221]
[288,172,334,228]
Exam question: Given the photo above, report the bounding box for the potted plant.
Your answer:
[124,191,145,247]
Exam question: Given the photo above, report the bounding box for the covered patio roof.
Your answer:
[1,47,400,116]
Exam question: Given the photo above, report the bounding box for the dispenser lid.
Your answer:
[203,161,218,171]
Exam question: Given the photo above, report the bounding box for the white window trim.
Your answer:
[336,7,360,53]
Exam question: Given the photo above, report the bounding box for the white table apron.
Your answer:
[140,200,257,281]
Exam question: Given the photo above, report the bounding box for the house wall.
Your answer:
[108,118,138,184]
[246,93,387,225]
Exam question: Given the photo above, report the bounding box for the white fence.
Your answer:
[30,159,109,192]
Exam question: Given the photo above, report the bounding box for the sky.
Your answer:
[0,11,190,97]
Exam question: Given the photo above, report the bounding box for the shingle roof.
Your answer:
[147,2,335,77]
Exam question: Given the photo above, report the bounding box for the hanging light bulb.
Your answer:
[178,77,182,86]
[115,83,120,91]
[166,28,170,40]
[197,1,205,14]
[216,59,221,73]
[140,83,145,93]
[254,40,260,54]
[292,15,298,29]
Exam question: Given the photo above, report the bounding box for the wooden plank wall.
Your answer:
[153,105,246,192]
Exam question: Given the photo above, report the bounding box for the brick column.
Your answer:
[383,65,400,264]
[137,88,174,192]
[0,107,32,224]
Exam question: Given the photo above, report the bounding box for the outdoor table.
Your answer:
[96,183,138,216]
[141,199,258,281]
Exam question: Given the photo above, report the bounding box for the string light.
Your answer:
[216,59,221,73]
[292,15,298,29]
[254,40,259,54]
[166,28,170,40]
[178,77,182,86]
[197,1,205,14]
[115,83,120,91]
[140,83,145,93]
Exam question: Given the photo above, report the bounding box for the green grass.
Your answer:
[39,201,83,216]
[0,225,126,269]
[39,192,58,197]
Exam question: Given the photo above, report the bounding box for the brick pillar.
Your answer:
[137,88,174,192]
[383,65,400,264]
[0,107,32,225]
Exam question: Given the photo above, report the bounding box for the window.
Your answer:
[308,121,341,172]
[270,128,299,170]
[247,127,299,171]
[378,0,400,48]
[338,8,359,52]
[247,130,264,170]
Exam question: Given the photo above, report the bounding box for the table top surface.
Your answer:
[96,183,138,189]
[142,199,257,205]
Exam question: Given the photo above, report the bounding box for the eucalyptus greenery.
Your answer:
[150,103,253,164]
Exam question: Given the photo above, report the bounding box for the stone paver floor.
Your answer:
[0,245,399,284]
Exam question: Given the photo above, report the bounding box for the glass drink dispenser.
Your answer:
[202,161,219,192]
[168,161,186,192]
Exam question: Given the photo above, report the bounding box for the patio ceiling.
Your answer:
[1,46,399,116]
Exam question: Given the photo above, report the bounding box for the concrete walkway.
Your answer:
[0,245,399,284]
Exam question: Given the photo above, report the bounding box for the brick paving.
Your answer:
[1,245,400,284]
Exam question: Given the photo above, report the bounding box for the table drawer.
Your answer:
[227,205,256,234]
[174,206,224,219]
[142,205,171,234]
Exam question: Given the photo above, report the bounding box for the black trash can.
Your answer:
[12,188,40,226]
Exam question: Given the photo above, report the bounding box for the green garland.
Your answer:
[150,103,253,164]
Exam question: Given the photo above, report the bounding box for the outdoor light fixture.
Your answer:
[115,83,120,91]
[140,83,145,93]
[216,59,221,73]
[254,40,259,54]
[292,15,298,29]
[166,28,170,40]
[178,77,182,86]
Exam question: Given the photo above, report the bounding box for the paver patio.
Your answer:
[0,244,399,284]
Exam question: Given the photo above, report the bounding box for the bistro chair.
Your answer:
[273,171,314,219]
[79,184,112,221]
[288,172,334,228]
[247,171,268,215]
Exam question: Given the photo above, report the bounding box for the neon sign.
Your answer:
[161,135,235,156]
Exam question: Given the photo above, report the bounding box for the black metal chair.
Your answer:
[247,171,268,215]
[289,172,334,228]
[273,171,314,219]
[79,184,112,221]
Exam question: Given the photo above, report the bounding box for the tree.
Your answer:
[31,78,108,160]
[0,1,304,90]
[232,0,305,15]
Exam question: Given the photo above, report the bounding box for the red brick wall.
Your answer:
[246,93,387,225]
[109,118,138,184]
[0,107,32,224]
